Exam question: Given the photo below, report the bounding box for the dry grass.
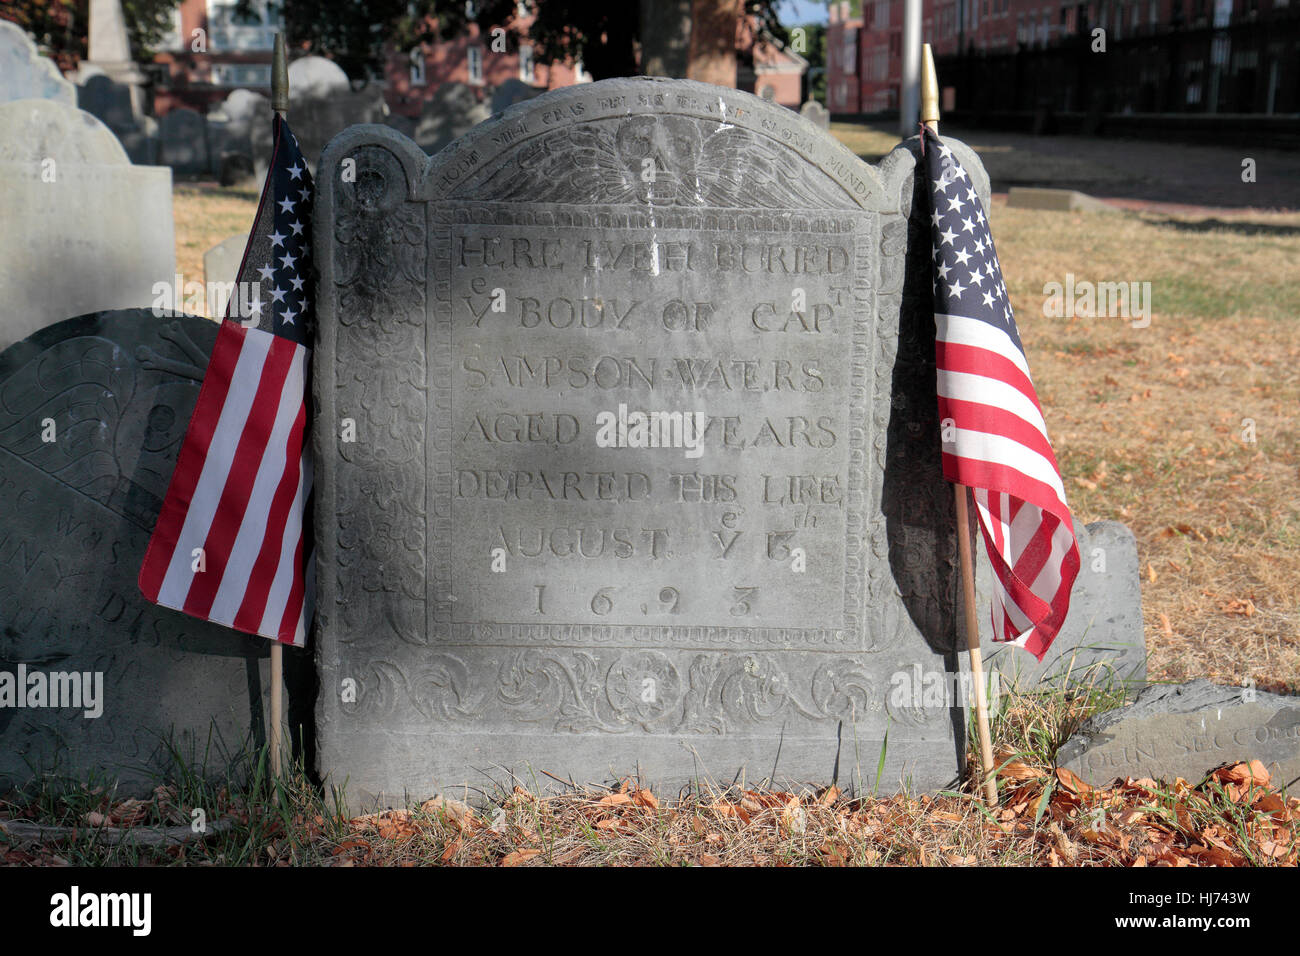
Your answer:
[172,183,261,315]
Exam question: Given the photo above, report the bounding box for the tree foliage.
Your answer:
[281,0,789,82]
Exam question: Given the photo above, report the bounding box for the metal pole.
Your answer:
[901,0,922,135]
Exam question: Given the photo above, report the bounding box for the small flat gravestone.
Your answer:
[204,235,249,317]
[0,310,270,795]
[1057,680,1300,788]
[978,519,1145,692]
[0,99,176,353]
[313,76,998,808]
[800,100,830,131]
[0,20,77,106]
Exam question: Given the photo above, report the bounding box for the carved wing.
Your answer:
[693,125,852,210]
[469,125,640,204]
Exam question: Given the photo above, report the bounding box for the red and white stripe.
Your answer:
[936,311,1080,660]
[138,322,312,646]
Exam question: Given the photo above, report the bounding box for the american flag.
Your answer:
[923,126,1079,661]
[139,114,314,647]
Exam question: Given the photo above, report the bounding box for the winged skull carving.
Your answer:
[470,116,852,210]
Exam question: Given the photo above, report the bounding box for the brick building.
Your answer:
[827,0,1300,115]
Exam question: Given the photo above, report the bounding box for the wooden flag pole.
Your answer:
[267,32,289,780]
[922,43,998,806]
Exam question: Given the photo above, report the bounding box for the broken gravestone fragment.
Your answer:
[1056,679,1300,788]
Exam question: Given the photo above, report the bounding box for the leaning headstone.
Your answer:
[0,99,176,352]
[800,100,830,131]
[491,77,542,114]
[159,107,211,175]
[0,19,77,105]
[1057,680,1300,787]
[314,77,996,808]
[0,310,270,795]
[978,520,1146,691]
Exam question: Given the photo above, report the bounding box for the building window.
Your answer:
[211,63,273,87]
[468,45,484,84]
[206,0,281,51]
[574,59,591,83]
[409,47,426,86]
[519,44,535,83]
[516,1,529,15]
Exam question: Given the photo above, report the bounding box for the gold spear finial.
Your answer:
[272,32,289,118]
[921,43,939,133]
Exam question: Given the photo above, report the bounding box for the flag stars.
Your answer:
[288,162,303,180]
[270,230,286,248]
[289,219,304,236]
[278,195,296,214]
[939,226,958,246]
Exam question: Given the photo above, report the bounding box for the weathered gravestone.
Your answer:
[314,77,996,807]
[1057,680,1300,788]
[78,73,158,165]
[0,99,176,353]
[159,107,212,175]
[0,310,270,795]
[389,82,491,157]
[978,519,1146,691]
[252,83,387,179]
[491,78,543,115]
[0,20,77,106]
[800,100,830,131]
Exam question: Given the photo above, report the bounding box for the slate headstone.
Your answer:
[491,78,542,115]
[313,76,997,807]
[0,20,77,106]
[406,81,489,155]
[159,107,211,175]
[1057,680,1300,788]
[0,99,176,353]
[77,73,158,164]
[252,85,387,177]
[0,310,270,795]
[978,519,1146,691]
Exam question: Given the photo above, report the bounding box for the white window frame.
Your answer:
[467,45,484,85]
[519,43,535,83]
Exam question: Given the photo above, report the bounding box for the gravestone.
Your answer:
[978,519,1146,691]
[1057,680,1300,787]
[0,310,270,795]
[404,81,490,155]
[252,85,387,177]
[208,89,269,186]
[203,235,248,317]
[491,78,542,115]
[0,19,77,105]
[159,107,211,175]
[79,73,158,165]
[800,100,830,131]
[0,99,176,353]
[314,77,995,808]
[288,55,351,98]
